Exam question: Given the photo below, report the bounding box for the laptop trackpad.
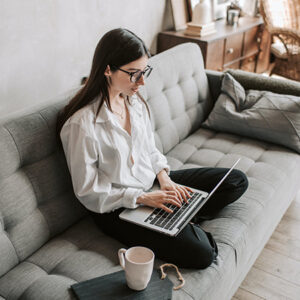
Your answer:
[120,205,154,223]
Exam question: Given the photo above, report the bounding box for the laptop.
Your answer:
[119,158,240,237]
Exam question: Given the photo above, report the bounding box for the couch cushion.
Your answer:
[140,42,214,154]
[226,69,300,97]
[165,127,300,299]
[203,73,300,153]
[0,103,87,276]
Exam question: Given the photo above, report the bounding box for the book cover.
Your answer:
[186,21,216,30]
[184,28,217,37]
[71,269,173,300]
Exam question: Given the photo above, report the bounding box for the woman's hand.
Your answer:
[160,178,193,204]
[157,170,193,204]
[136,190,183,214]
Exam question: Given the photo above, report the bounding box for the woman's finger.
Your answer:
[178,185,194,201]
[176,185,188,203]
[160,204,173,214]
[164,190,182,203]
[174,189,183,203]
[165,198,182,207]
[183,186,192,199]
[165,190,177,195]
[162,194,180,205]
[185,187,194,194]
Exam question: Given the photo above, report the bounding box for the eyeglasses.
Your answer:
[116,65,153,83]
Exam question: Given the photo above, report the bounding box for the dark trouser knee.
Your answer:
[229,169,249,199]
[176,225,218,269]
[193,230,218,269]
[193,247,215,269]
[196,170,248,219]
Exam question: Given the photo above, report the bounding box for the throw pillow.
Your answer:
[203,73,300,153]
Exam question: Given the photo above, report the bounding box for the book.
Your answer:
[71,269,173,300]
[185,27,213,33]
[184,28,217,37]
[186,21,216,30]
[184,21,216,37]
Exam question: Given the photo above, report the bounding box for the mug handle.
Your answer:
[118,248,127,269]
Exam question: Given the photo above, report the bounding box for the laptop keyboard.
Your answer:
[144,192,203,231]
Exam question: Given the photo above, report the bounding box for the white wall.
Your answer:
[0,0,173,121]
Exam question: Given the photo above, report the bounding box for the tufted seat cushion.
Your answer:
[164,127,300,299]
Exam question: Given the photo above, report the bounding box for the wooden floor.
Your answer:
[232,193,300,300]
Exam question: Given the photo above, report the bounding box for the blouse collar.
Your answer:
[95,95,143,124]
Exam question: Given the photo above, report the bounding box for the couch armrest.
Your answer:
[205,70,223,103]
[226,69,300,97]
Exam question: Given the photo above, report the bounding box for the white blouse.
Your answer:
[60,95,170,213]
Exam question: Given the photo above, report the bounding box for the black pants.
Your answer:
[92,168,248,269]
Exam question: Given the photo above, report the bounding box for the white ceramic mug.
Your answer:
[118,246,154,291]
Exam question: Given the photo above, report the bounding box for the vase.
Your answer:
[192,0,214,25]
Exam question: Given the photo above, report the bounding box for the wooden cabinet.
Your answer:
[157,16,271,73]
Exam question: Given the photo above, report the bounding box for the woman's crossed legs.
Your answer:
[92,167,248,269]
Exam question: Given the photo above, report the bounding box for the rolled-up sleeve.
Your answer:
[144,111,170,175]
[60,122,144,213]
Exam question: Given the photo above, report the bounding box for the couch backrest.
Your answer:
[0,101,87,277]
[0,43,211,275]
[140,42,213,154]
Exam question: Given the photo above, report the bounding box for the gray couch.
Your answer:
[1,43,300,300]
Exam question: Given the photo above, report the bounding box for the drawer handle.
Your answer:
[257,37,261,43]
[227,48,234,54]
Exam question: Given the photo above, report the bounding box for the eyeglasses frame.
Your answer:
[115,65,153,83]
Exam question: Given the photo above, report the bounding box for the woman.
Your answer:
[57,28,248,269]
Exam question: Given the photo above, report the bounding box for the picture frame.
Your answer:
[170,0,190,31]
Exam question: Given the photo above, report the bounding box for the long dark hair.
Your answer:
[56,28,151,137]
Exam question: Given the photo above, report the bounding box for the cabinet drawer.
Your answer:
[243,27,259,56]
[206,39,224,71]
[224,33,243,65]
